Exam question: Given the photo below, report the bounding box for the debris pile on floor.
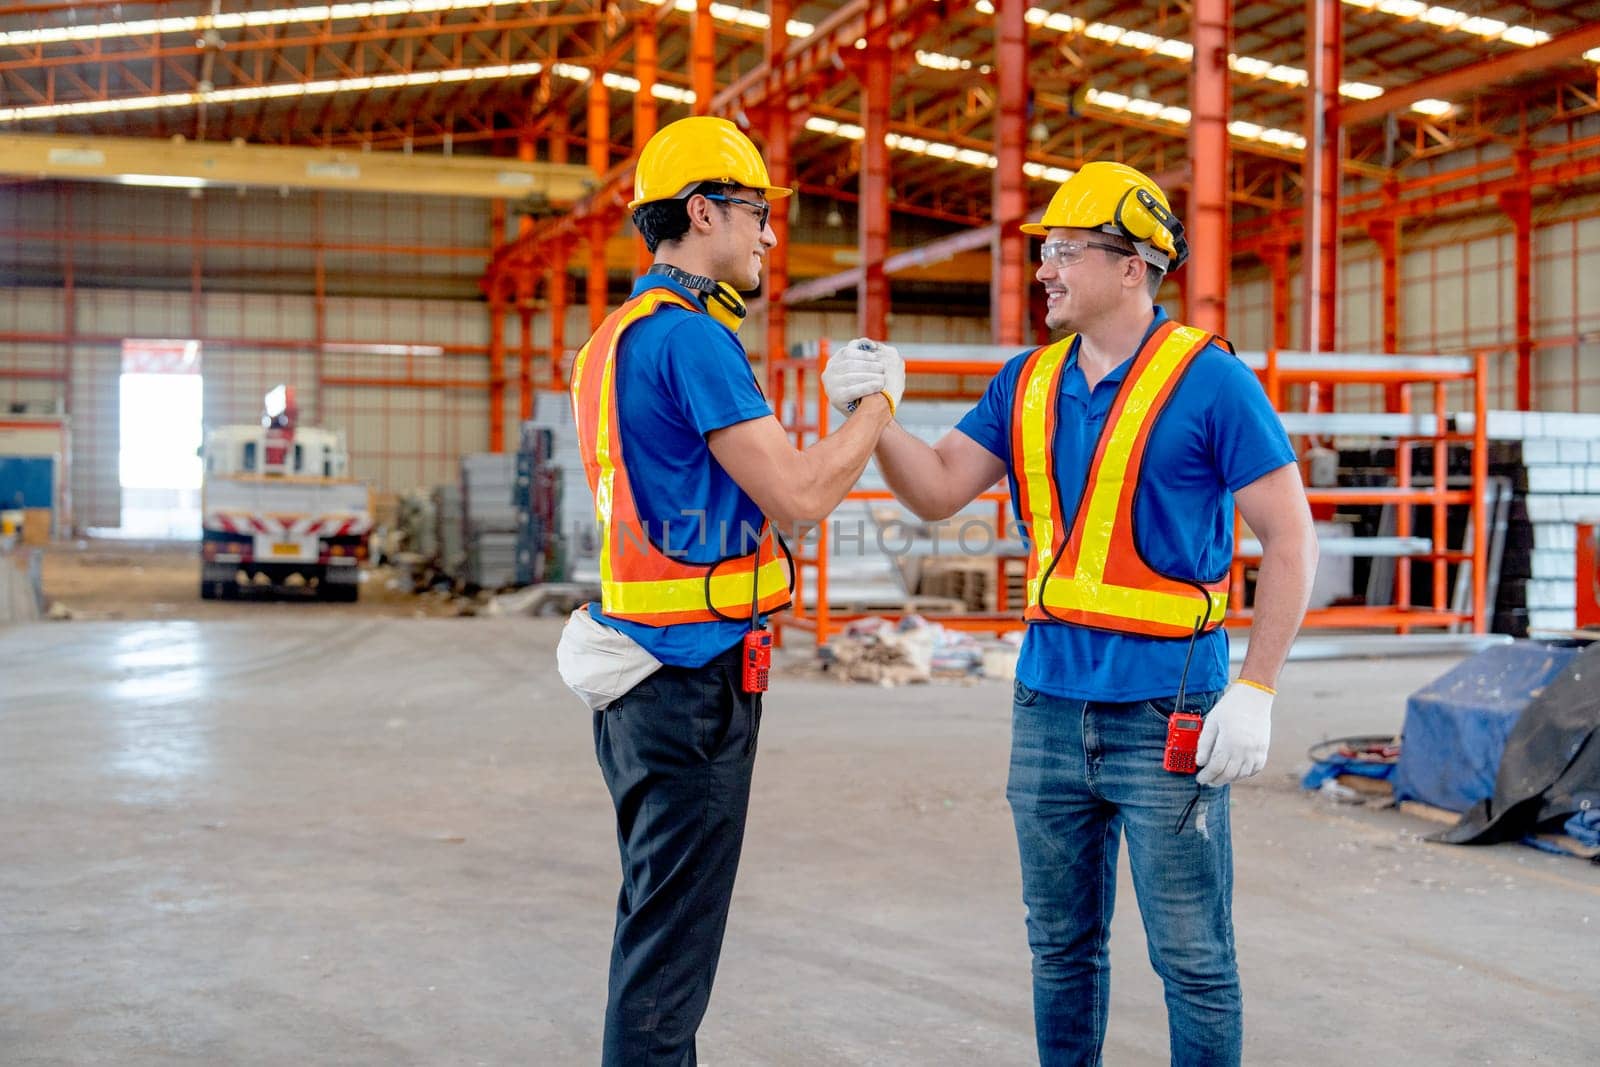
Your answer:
[1302,735,1401,805]
[815,615,1022,686]
[480,583,600,618]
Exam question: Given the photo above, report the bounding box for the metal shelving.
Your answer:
[770,341,1491,647]
[1232,348,1490,634]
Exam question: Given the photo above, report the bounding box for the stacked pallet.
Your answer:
[916,558,991,612]
[1004,559,1027,609]
[515,424,566,585]
[1341,411,1600,635]
[461,453,519,590]
[529,393,599,583]
[432,484,465,579]
[1476,411,1600,635]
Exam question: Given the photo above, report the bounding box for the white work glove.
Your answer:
[822,338,904,416]
[1194,681,1274,787]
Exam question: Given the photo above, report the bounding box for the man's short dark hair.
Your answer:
[632,181,735,253]
[1145,265,1165,299]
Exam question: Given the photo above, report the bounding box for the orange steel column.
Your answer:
[1302,0,1341,364]
[991,0,1027,345]
[1188,0,1231,335]
[489,200,509,451]
[859,34,891,340]
[549,111,569,164]
[518,304,534,421]
[587,76,611,332]
[546,121,571,388]
[1499,146,1535,410]
[634,11,659,275]
[489,302,507,451]
[549,247,569,388]
[692,0,715,115]
[1366,179,1401,408]
[312,195,327,425]
[60,187,75,492]
[517,133,537,419]
[1265,243,1292,350]
[765,0,792,369]
[587,233,608,332]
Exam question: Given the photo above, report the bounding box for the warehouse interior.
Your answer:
[2,2,1599,1064]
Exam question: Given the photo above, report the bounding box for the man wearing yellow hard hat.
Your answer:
[558,115,897,1065]
[824,161,1317,1065]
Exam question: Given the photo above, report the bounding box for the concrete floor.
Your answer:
[2,615,1596,1066]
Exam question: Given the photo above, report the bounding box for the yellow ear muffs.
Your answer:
[1111,187,1189,272]
[644,263,748,333]
[704,282,747,333]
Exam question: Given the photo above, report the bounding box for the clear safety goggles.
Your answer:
[1037,237,1136,269]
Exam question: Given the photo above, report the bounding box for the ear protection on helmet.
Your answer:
[645,263,748,333]
[1110,187,1189,273]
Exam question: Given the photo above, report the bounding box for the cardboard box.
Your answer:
[21,508,50,545]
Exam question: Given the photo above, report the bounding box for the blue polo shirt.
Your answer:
[586,275,774,668]
[955,306,1295,702]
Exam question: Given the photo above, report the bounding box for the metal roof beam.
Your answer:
[1338,20,1600,126]
[0,130,596,201]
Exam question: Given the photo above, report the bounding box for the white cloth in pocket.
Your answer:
[555,607,664,711]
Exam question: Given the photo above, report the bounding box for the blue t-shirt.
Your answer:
[955,306,1295,701]
[586,275,774,667]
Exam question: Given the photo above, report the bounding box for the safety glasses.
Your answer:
[701,193,772,230]
[1038,237,1135,269]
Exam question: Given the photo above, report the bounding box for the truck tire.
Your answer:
[321,581,359,603]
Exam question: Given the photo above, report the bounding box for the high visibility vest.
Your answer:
[571,288,792,627]
[1010,319,1232,638]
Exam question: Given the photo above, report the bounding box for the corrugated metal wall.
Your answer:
[5,166,1600,532]
[1229,201,1600,413]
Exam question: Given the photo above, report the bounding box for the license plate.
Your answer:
[271,542,302,557]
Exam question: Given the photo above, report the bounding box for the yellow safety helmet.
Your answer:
[1020,161,1188,272]
[629,116,793,210]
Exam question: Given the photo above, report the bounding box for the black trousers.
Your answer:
[593,640,763,1067]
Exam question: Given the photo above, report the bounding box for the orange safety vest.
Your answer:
[1010,319,1232,638]
[570,288,792,627]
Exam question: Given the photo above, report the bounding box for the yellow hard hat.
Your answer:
[629,116,793,210]
[1020,161,1188,272]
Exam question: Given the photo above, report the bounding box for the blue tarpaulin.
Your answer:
[1392,642,1584,813]
[1302,758,1394,791]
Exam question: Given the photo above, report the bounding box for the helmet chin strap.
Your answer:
[645,263,748,333]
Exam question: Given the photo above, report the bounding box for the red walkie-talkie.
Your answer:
[742,629,771,693]
[1163,614,1210,774]
[1164,712,1204,773]
[742,527,772,694]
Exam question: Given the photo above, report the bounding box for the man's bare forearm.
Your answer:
[779,395,892,525]
[874,421,956,520]
[1238,538,1317,688]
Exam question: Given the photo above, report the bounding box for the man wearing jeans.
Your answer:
[822,162,1318,1064]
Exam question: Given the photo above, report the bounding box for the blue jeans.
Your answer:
[1006,681,1241,1067]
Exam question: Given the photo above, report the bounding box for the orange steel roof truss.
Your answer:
[3,0,1600,262]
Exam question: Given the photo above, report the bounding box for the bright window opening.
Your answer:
[118,339,203,540]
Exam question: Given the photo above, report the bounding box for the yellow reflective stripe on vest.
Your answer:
[1020,324,1221,628]
[1018,339,1074,607]
[595,341,619,587]
[1075,325,1209,584]
[1040,578,1230,629]
[591,293,689,587]
[602,555,790,615]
